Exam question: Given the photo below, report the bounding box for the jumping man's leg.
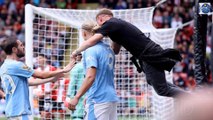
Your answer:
[143,62,186,97]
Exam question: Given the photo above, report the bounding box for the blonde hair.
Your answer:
[81,21,100,34]
[96,8,113,19]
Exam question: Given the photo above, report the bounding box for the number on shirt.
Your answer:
[1,74,16,95]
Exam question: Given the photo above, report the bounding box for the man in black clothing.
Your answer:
[71,8,187,97]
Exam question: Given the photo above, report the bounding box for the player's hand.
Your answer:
[71,50,78,59]
[68,97,79,111]
[64,97,71,107]
[53,73,64,82]
[62,58,76,73]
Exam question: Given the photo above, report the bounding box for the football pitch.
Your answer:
[0,116,148,120]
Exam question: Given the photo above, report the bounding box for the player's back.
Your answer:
[97,17,151,57]
[83,41,118,104]
[0,59,33,117]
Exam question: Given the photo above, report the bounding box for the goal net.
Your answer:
[25,4,177,120]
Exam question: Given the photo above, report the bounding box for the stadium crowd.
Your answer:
[0,0,213,118]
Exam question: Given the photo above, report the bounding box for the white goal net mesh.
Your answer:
[25,4,177,120]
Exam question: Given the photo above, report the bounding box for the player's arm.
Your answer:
[111,41,121,54]
[75,67,96,99]
[29,75,63,86]
[72,33,103,56]
[32,70,63,79]
[32,58,76,79]
[68,67,96,110]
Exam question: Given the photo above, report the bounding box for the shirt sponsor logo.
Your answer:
[22,65,31,71]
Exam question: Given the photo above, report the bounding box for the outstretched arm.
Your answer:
[32,58,76,79]
[29,74,63,86]
[71,33,104,57]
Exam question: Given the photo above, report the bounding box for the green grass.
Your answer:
[0,116,149,120]
[0,117,6,120]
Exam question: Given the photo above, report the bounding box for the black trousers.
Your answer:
[142,62,187,97]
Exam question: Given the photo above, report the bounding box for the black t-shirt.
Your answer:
[96,17,151,57]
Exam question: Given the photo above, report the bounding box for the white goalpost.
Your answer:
[25,3,177,120]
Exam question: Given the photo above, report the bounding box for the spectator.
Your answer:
[171,13,183,28]
[39,0,49,8]
[153,9,163,28]
[106,0,116,9]
[56,0,66,9]
[114,0,127,9]
[8,1,17,14]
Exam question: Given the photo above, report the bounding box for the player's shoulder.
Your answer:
[85,44,99,53]
[10,60,32,73]
[108,17,124,23]
[105,17,119,25]
[109,17,118,21]
[87,42,107,54]
[0,60,27,74]
[18,62,32,72]
[3,59,24,68]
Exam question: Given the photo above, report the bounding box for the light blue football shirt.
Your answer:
[83,41,118,104]
[0,59,34,117]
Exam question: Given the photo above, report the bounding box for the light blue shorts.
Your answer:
[84,102,117,120]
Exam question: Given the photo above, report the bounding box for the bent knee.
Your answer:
[154,86,169,96]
